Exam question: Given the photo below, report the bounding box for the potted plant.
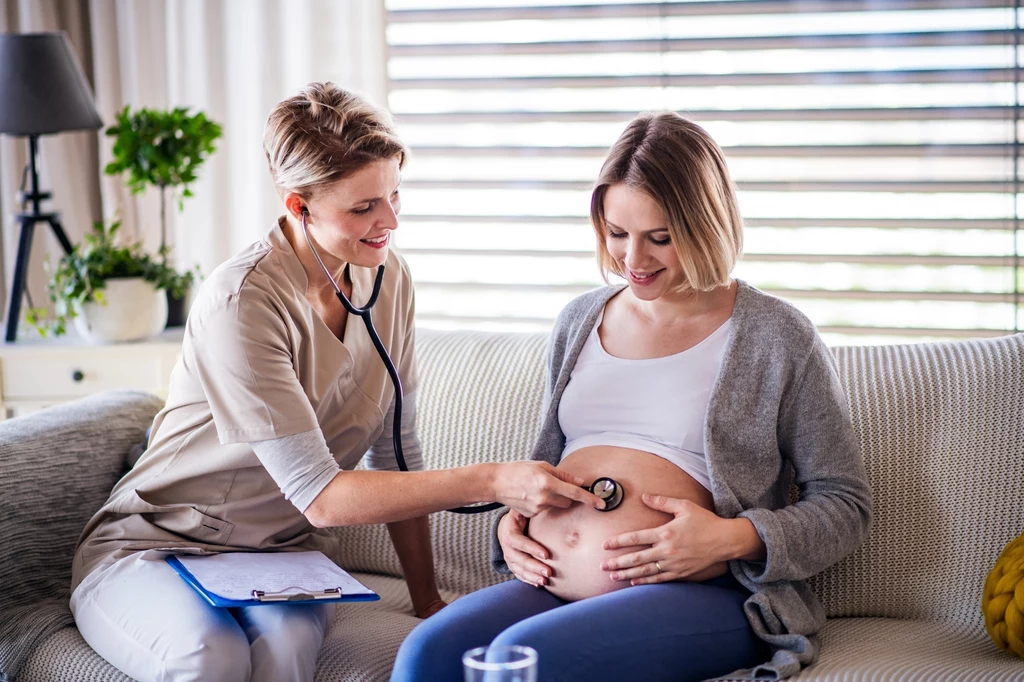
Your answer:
[25,219,177,342]
[104,105,222,326]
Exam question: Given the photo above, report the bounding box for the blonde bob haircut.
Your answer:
[590,112,743,292]
[263,82,408,198]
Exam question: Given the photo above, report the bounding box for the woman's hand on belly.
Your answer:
[525,446,716,602]
[601,493,731,585]
[498,509,554,588]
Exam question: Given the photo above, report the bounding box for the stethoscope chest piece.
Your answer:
[589,477,624,512]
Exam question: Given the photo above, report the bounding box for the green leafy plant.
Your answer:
[25,219,188,337]
[104,105,222,288]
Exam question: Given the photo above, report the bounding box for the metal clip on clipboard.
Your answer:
[252,586,343,602]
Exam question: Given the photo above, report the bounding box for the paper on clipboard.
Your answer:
[174,551,375,601]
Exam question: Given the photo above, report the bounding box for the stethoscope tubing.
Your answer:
[300,210,500,514]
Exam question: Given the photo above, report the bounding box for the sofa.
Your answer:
[1,328,1023,682]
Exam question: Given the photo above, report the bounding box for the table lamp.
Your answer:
[0,32,102,341]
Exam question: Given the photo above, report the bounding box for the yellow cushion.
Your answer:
[983,532,1024,658]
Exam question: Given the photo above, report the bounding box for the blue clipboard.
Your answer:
[166,554,381,608]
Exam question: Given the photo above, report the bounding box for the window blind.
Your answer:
[385,0,1022,344]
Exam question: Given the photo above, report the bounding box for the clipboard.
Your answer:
[166,551,380,608]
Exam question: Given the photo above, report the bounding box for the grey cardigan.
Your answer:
[490,281,873,680]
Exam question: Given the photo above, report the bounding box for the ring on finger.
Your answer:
[655,561,663,573]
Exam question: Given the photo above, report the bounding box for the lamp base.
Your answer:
[5,134,75,342]
[5,210,73,342]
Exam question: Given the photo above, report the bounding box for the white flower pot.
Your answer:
[73,277,168,343]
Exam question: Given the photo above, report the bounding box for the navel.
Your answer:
[564,529,581,547]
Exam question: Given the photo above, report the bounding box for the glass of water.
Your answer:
[462,645,538,682]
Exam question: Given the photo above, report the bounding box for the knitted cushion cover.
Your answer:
[0,391,162,682]
[17,629,129,682]
[813,335,1024,635]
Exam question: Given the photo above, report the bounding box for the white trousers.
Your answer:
[70,552,334,682]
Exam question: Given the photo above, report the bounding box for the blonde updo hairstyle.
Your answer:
[590,112,743,292]
[263,82,408,200]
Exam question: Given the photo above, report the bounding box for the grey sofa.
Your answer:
[2,329,1023,682]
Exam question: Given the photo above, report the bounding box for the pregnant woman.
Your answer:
[391,113,872,682]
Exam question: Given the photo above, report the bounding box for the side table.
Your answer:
[0,327,184,419]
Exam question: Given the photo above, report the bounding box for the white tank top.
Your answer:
[557,306,733,491]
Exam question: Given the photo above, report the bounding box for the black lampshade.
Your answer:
[0,32,102,136]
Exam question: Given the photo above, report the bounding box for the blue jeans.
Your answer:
[391,573,766,682]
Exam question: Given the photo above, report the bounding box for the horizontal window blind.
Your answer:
[385,0,1022,345]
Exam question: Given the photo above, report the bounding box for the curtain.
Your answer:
[89,0,388,281]
[0,0,388,337]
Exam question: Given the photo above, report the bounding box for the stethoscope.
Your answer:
[299,208,625,514]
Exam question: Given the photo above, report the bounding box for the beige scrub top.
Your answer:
[71,219,417,593]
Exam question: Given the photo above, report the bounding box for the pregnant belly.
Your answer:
[527,446,714,602]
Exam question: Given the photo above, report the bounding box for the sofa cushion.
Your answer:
[332,330,1024,638]
[0,390,163,682]
[313,573,463,682]
[331,329,550,595]
[781,617,1023,681]
[812,335,1024,635]
[17,628,128,682]
[20,571,463,682]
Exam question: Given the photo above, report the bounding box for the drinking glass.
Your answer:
[462,645,538,682]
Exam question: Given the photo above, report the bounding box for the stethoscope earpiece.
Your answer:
[588,477,624,512]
